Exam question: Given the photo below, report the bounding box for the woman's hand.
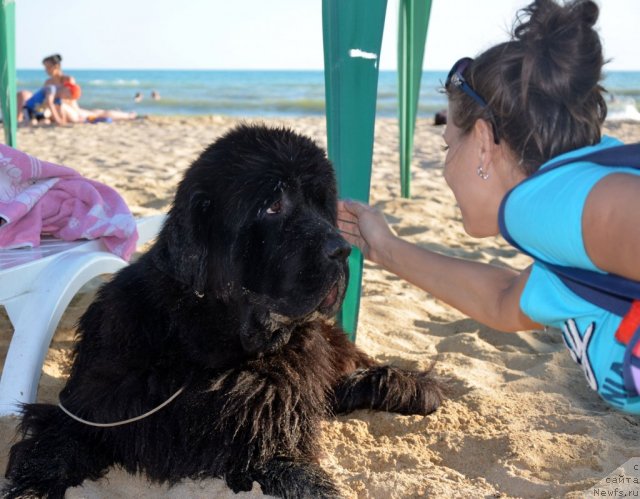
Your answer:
[337,199,396,265]
[338,199,539,332]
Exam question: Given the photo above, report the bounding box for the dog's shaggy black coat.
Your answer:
[4,124,444,499]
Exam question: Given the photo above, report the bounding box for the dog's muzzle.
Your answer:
[317,271,348,317]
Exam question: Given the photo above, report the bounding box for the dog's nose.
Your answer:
[324,236,351,261]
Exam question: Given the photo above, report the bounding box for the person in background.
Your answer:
[338,0,640,415]
[134,92,143,103]
[150,90,161,101]
[17,54,81,125]
[58,101,137,124]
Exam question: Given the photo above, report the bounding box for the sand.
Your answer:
[1,116,639,498]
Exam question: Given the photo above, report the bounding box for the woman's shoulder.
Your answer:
[45,75,67,85]
[502,136,636,270]
[503,136,640,271]
[519,136,636,193]
[543,135,624,166]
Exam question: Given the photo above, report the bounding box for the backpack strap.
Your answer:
[498,143,640,317]
[622,324,640,397]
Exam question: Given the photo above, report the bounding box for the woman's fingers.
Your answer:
[337,214,358,228]
[338,199,366,217]
[337,201,358,233]
[337,199,375,259]
[338,217,361,242]
[339,231,362,250]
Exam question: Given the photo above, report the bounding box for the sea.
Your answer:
[15,69,640,121]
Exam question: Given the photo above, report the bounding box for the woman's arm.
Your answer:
[583,173,640,280]
[43,91,65,125]
[338,201,542,332]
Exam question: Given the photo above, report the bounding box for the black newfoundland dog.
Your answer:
[5,124,443,498]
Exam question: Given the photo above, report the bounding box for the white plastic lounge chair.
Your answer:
[0,214,165,416]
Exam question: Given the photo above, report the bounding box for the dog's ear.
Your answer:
[151,190,212,297]
[187,190,238,300]
[186,190,214,295]
[189,190,213,234]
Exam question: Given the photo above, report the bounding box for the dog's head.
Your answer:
[154,124,351,355]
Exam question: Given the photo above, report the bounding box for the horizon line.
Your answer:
[16,67,640,73]
[15,67,447,72]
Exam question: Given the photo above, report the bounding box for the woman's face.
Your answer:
[442,106,501,238]
[43,61,60,77]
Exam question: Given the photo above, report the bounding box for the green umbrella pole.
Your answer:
[322,0,388,341]
[398,0,432,198]
[0,0,16,147]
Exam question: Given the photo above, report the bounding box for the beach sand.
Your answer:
[1,116,639,498]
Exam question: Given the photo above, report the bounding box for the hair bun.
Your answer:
[514,0,599,48]
[513,0,602,106]
[577,0,599,27]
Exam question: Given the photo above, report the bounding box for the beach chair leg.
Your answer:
[0,0,17,147]
[322,0,388,341]
[0,252,127,416]
[398,0,432,199]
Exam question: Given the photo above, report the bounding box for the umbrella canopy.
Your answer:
[323,0,431,339]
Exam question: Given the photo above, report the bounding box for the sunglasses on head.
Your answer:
[446,57,488,107]
[446,57,500,144]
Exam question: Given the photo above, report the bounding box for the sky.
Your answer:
[15,0,640,71]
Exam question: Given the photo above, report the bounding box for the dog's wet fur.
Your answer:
[4,124,443,498]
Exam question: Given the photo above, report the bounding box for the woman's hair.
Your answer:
[447,0,607,175]
[42,54,62,66]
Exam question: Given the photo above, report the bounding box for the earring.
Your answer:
[477,165,489,180]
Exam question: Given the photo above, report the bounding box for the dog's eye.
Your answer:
[266,200,282,215]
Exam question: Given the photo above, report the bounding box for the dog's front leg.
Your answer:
[252,457,342,499]
[4,404,113,499]
[332,365,444,416]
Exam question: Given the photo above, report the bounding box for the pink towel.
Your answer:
[0,144,138,260]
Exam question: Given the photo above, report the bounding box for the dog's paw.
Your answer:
[255,458,342,499]
[1,482,66,499]
[225,472,255,493]
[333,365,444,416]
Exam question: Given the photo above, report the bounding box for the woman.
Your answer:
[18,54,135,125]
[338,0,640,414]
[18,54,80,125]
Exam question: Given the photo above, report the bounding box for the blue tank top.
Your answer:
[502,135,640,414]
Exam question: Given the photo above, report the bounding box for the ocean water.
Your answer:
[15,69,640,120]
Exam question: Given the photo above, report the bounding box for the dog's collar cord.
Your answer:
[58,386,185,428]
